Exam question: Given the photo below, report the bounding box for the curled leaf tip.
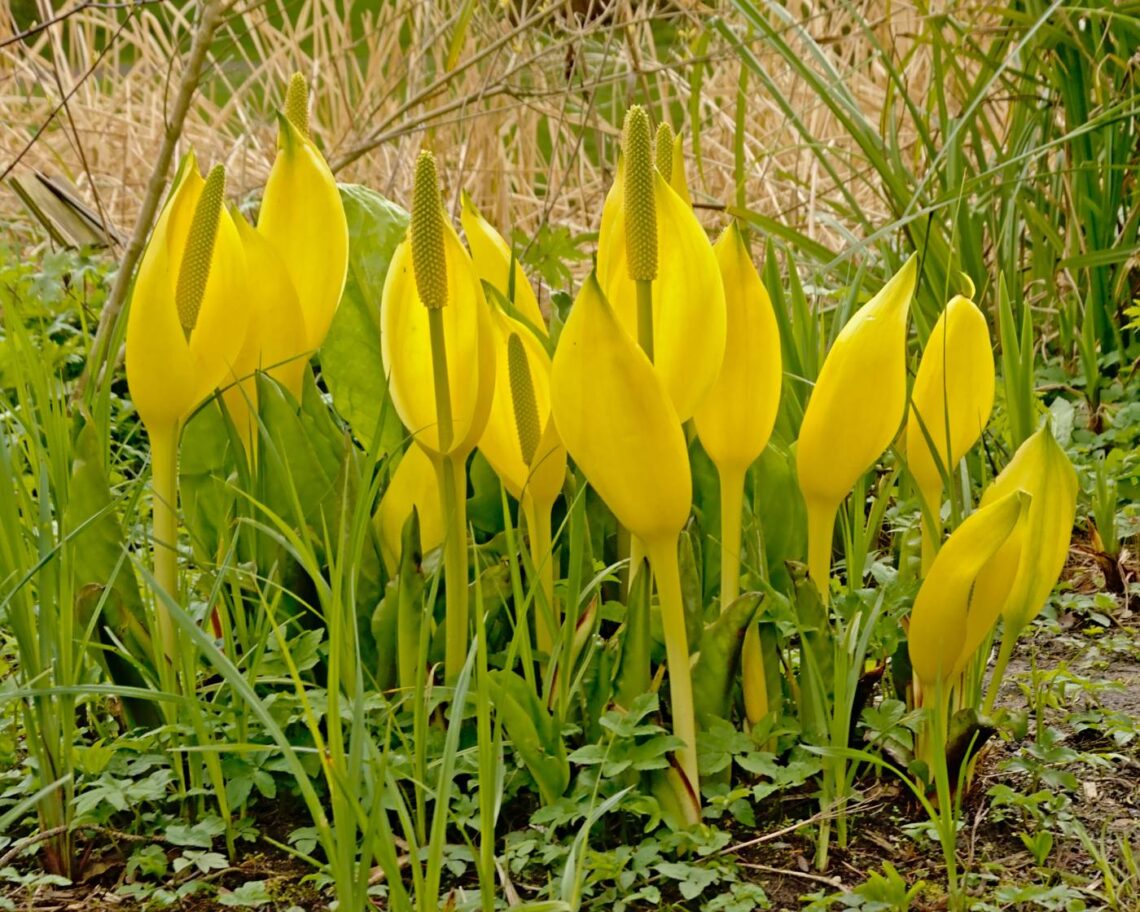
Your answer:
[507,332,540,466]
[176,164,226,339]
[411,150,448,310]
[655,121,674,182]
[284,72,311,139]
[622,106,657,282]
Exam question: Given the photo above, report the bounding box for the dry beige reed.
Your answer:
[1,0,964,284]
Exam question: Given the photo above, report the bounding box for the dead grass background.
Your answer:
[1,0,969,274]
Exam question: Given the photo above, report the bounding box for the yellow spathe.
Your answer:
[479,311,565,504]
[258,114,348,354]
[126,154,250,431]
[221,212,307,449]
[796,254,917,600]
[380,215,496,457]
[694,223,782,473]
[907,294,994,570]
[550,274,690,546]
[460,191,546,335]
[908,490,1028,688]
[972,425,1078,636]
[377,444,444,574]
[597,162,726,422]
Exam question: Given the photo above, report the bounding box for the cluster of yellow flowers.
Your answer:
[125,74,349,652]
[124,80,1077,821]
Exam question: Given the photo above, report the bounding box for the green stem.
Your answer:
[931,681,961,908]
[718,465,745,608]
[524,495,556,654]
[806,498,837,607]
[636,278,654,362]
[150,421,181,660]
[427,305,469,682]
[815,792,832,871]
[981,627,1017,717]
[628,534,649,594]
[918,483,942,575]
[474,577,496,912]
[646,537,699,806]
[437,453,469,683]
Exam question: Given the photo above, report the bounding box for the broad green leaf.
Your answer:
[322,184,408,453]
[692,593,761,728]
[489,670,569,805]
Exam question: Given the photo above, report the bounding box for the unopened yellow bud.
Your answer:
[655,121,674,183]
[284,72,311,139]
[622,106,657,282]
[176,164,225,339]
[411,151,448,310]
[508,332,540,467]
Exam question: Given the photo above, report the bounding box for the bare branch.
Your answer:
[74,0,230,404]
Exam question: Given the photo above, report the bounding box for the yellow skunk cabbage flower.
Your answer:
[908,490,1028,689]
[962,424,1076,661]
[907,295,994,571]
[966,426,1078,712]
[551,276,690,544]
[479,314,565,501]
[381,151,495,681]
[551,274,700,808]
[380,164,495,457]
[222,211,307,452]
[258,73,349,355]
[978,424,1077,632]
[377,445,443,573]
[125,154,249,656]
[127,157,249,431]
[797,255,917,602]
[695,223,782,604]
[597,116,725,421]
[459,192,546,335]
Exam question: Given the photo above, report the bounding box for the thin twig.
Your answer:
[0,824,156,870]
[736,861,846,890]
[73,0,229,404]
[0,0,163,49]
[0,12,134,184]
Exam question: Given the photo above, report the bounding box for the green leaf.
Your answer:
[691,593,762,728]
[322,184,409,453]
[66,421,161,729]
[489,670,569,804]
[218,881,272,907]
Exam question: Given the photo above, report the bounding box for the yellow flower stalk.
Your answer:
[461,195,564,648]
[459,192,547,335]
[974,425,1077,712]
[597,107,725,421]
[907,490,1028,691]
[654,121,692,207]
[694,223,782,607]
[380,150,496,680]
[258,73,349,359]
[478,311,567,650]
[796,255,917,602]
[377,444,444,574]
[125,153,250,654]
[550,274,700,809]
[221,212,306,453]
[906,294,994,572]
